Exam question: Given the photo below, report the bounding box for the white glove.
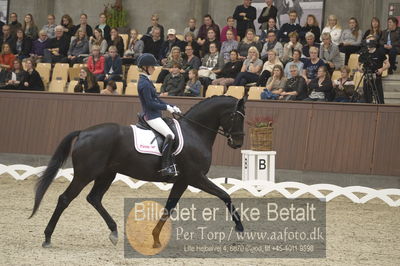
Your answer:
[173,106,182,114]
[166,105,175,113]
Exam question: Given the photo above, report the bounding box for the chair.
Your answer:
[125,82,138,95]
[36,65,51,87]
[331,70,341,81]
[37,63,51,70]
[248,87,264,100]
[353,71,363,89]
[120,34,129,50]
[72,63,86,69]
[154,83,162,93]
[348,54,359,75]
[98,81,104,91]
[382,55,389,77]
[150,66,162,82]
[68,67,81,81]
[127,65,140,83]
[115,81,124,95]
[48,80,66,93]
[52,63,69,81]
[225,86,245,99]
[205,85,224,97]
[67,80,78,93]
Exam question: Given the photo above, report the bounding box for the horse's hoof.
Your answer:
[153,241,161,248]
[235,224,244,233]
[109,231,118,246]
[42,241,52,248]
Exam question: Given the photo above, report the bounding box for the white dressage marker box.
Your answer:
[241,150,276,183]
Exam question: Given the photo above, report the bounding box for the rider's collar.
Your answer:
[140,73,152,79]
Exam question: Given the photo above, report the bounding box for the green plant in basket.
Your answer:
[247,117,274,151]
[246,116,273,128]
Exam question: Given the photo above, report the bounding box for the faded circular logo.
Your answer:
[125,200,172,255]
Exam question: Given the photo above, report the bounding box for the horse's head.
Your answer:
[220,96,246,149]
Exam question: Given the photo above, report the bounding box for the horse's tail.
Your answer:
[29,130,81,218]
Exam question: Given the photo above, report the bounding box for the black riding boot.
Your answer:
[160,135,178,177]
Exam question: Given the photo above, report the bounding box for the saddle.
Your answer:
[131,113,184,156]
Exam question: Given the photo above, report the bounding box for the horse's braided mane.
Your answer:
[184,95,237,117]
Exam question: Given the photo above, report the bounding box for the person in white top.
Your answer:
[321,14,342,46]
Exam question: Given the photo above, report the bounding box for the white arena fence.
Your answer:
[1,164,400,207]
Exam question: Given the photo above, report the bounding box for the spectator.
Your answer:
[0,25,15,50]
[198,42,224,89]
[21,58,44,91]
[184,69,202,97]
[74,67,100,93]
[95,13,111,42]
[87,45,105,81]
[30,30,49,60]
[363,17,382,43]
[197,15,220,45]
[42,14,56,39]
[321,14,342,46]
[146,14,164,41]
[278,10,301,44]
[108,27,124,57]
[183,32,201,58]
[67,29,89,65]
[104,45,123,83]
[304,65,333,101]
[257,0,278,41]
[100,80,118,95]
[1,59,26,90]
[333,66,355,102]
[60,14,75,41]
[302,46,325,83]
[380,17,400,74]
[302,32,318,58]
[8,12,22,36]
[122,29,144,64]
[339,17,362,66]
[300,14,321,45]
[261,65,287,100]
[284,49,303,78]
[160,63,185,96]
[282,31,303,63]
[0,43,16,77]
[159,28,184,64]
[200,28,221,58]
[320,32,342,74]
[220,16,238,43]
[260,31,283,61]
[43,26,69,63]
[237,29,262,59]
[89,28,108,55]
[183,18,199,38]
[73,13,93,37]
[260,18,279,43]
[220,29,239,62]
[212,50,243,92]
[22,14,38,40]
[157,46,183,83]
[11,29,32,60]
[257,49,283,86]
[233,46,262,86]
[182,45,201,72]
[141,26,163,60]
[282,64,308,100]
[233,0,257,40]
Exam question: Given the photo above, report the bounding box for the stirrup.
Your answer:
[159,164,179,177]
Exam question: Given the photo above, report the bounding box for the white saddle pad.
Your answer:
[131,119,184,156]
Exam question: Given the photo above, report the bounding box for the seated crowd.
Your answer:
[0,1,398,104]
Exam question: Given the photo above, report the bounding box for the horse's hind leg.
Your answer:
[43,175,93,248]
[191,176,244,232]
[86,172,118,245]
[152,181,188,248]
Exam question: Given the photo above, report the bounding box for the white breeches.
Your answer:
[146,117,175,139]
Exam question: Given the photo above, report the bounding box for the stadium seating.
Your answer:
[150,66,162,82]
[205,85,224,97]
[154,83,162,93]
[68,68,81,81]
[52,63,69,81]
[48,80,66,93]
[125,82,138,95]
[348,54,359,75]
[331,70,341,81]
[248,87,263,100]
[127,65,140,83]
[225,86,245,99]
[115,81,124,95]
[120,34,129,50]
[67,80,78,93]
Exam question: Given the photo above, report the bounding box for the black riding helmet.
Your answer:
[137,53,160,68]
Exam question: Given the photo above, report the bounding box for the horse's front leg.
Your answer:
[152,181,188,248]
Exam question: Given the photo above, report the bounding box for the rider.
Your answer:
[137,53,181,177]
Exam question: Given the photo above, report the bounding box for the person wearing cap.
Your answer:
[159,28,184,64]
[137,53,182,177]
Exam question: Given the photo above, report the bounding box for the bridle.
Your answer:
[173,108,245,142]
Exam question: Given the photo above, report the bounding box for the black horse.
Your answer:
[30,95,247,248]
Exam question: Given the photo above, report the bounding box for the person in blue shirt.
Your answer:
[137,53,182,177]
